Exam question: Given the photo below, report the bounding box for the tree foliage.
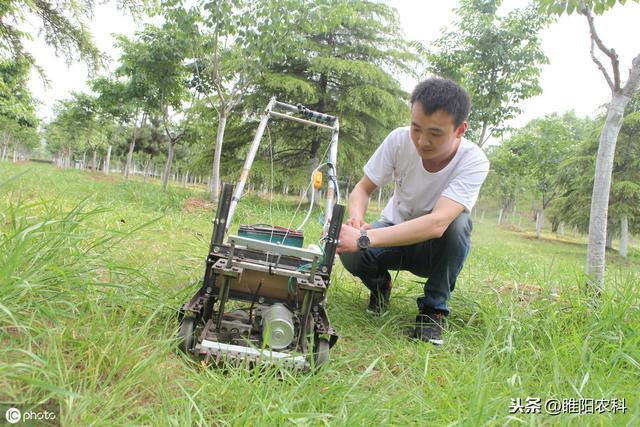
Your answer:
[427,0,549,147]
[0,0,155,72]
[551,112,640,234]
[240,0,419,188]
[0,57,38,158]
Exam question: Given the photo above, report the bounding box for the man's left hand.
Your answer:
[337,224,362,254]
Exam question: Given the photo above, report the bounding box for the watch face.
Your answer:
[358,235,370,250]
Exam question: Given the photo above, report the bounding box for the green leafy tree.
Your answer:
[0,57,39,160]
[90,76,141,175]
[68,92,108,170]
[500,113,587,238]
[428,0,549,147]
[183,0,299,201]
[45,98,85,166]
[247,0,417,190]
[540,0,640,290]
[112,34,163,180]
[118,22,195,190]
[552,113,640,257]
[483,143,533,225]
[0,0,154,71]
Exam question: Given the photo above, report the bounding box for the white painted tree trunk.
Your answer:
[125,113,145,181]
[511,203,517,225]
[92,150,97,171]
[162,142,176,192]
[535,210,544,239]
[143,157,151,184]
[377,189,382,209]
[125,140,135,180]
[497,208,503,225]
[559,222,565,236]
[104,145,111,175]
[211,110,227,202]
[620,215,628,258]
[586,93,633,290]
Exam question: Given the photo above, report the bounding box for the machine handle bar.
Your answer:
[273,101,337,126]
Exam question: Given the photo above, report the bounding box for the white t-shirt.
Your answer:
[364,127,490,224]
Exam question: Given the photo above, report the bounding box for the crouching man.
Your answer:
[337,77,489,345]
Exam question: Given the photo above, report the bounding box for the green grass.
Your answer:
[1,161,639,426]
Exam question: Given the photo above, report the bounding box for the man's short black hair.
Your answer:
[410,77,471,128]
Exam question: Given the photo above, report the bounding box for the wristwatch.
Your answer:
[357,228,370,251]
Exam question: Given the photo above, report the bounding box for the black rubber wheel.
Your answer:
[178,317,196,353]
[313,337,330,368]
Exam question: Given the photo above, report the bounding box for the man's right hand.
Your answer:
[346,218,370,230]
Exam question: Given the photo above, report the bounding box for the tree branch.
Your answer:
[622,53,640,98]
[580,1,620,91]
[590,38,615,91]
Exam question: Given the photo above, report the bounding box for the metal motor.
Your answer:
[261,303,295,349]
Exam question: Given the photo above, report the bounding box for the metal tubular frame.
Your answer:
[225,97,340,233]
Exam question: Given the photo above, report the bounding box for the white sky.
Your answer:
[26,0,640,133]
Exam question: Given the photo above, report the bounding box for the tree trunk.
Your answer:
[535,210,544,239]
[477,121,489,148]
[143,156,151,184]
[82,151,86,170]
[162,142,176,192]
[125,112,145,181]
[104,145,112,175]
[605,224,613,250]
[586,93,631,290]
[92,149,97,171]
[620,215,628,258]
[211,110,227,202]
[511,203,517,225]
[125,139,136,180]
[559,222,565,236]
[480,210,485,223]
[497,208,503,225]
[377,188,382,209]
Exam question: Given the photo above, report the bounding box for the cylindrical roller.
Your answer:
[261,303,295,350]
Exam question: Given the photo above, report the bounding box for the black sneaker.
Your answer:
[413,310,445,345]
[366,285,391,315]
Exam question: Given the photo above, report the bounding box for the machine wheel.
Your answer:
[178,317,196,353]
[313,337,330,368]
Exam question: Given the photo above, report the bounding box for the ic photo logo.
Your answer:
[5,407,21,424]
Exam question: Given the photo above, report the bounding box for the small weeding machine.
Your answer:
[177,98,344,370]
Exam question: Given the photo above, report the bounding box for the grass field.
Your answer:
[1,161,639,426]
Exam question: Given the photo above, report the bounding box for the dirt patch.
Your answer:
[183,197,215,213]
[498,281,544,302]
[89,172,118,182]
[499,224,521,232]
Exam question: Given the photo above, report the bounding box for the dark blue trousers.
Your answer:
[339,213,472,314]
